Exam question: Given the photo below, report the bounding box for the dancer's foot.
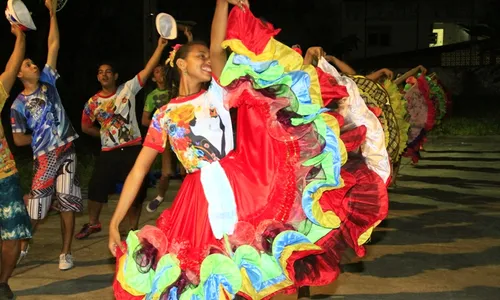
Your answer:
[17,242,30,265]
[0,283,14,300]
[146,196,164,213]
[75,223,102,239]
[59,253,74,271]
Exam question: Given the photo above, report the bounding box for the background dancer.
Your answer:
[77,36,169,239]
[0,23,32,300]
[11,0,81,271]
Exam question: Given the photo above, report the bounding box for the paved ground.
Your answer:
[6,136,500,299]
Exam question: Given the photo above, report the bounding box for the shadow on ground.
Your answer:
[15,274,113,296]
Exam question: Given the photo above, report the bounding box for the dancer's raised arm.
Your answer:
[325,55,356,75]
[394,65,427,86]
[0,25,25,93]
[367,68,393,81]
[210,0,249,78]
[45,0,59,70]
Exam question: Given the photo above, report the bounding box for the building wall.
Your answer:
[341,0,488,59]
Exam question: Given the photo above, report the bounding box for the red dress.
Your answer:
[113,6,389,300]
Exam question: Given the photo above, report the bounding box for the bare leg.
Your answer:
[146,150,172,213]
[390,160,401,187]
[88,200,104,225]
[127,205,143,230]
[60,211,75,254]
[156,175,170,199]
[297,286,311,299]
[20,219,38,252]
[157,150,172,198]
[0,240,20,283]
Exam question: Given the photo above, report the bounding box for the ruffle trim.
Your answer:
[383,79,410,157]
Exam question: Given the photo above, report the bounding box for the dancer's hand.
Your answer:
[10,24,24,38]
[380,68,394,80]
[184,27,193,42]
[307,47,326,60]
[109,227,124,257]
[158,37,168,49]
[324,55,337,63]
[45,0,57,14]
[228,0,250,11]
[418,65,427,75]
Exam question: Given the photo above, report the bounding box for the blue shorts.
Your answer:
[0,174,32,240]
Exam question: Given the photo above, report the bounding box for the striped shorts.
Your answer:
[28,143,82,220]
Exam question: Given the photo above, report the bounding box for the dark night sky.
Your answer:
[0,0,334,154]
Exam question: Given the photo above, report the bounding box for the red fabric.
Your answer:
[340,125,367,153]
[155,79,307,279]
[418,75,436,132]
[284,248,330,286]
[340,158,389,257]
[325,111,345,128]
[225,6,281,55]
[316,67,349,107]
[319,170,357,222]
[293,47,303,56]
[81,110,93,126]
[368,106,383,118]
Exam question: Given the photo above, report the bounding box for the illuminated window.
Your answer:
[430,29,444,47]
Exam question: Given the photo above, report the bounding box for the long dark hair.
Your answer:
[165,41,210,101]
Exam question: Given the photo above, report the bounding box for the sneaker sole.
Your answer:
[75,229,102,240]
[146,200,163,213]
[146,205,158,213]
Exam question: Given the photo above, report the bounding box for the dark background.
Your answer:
[0,0,335,156]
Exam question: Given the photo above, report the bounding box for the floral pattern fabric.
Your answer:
[143,78,234,173]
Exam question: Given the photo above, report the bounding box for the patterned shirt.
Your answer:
[143,78,233,173]
[144,88,170,113]
[11,65,78,158]
[82,75,144,151]
[0,82,17,179]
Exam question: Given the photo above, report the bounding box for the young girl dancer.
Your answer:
[109,1,388,299]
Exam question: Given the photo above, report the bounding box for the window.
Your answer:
[430,28,444,47]
[366,26,392,47]
[380,33,391,46]
[368,33,378,46]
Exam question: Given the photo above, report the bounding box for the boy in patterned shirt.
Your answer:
[0,24,32,300]
[10,0,80,271]
[76,37,169,239]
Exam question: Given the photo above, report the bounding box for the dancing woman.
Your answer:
[109,1,388,299]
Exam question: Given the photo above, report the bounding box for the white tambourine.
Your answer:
[5,0,36,31]
[156,13,177,40]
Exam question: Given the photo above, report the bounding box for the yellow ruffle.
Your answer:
[383,80,410,156]
[222,38,322,107]
[116,255,145,297]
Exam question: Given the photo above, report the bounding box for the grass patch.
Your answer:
[430,116,500,136]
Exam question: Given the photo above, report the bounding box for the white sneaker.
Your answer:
[59,253,74,270]
[17,244,30,265]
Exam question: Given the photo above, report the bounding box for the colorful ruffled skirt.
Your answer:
[113,6,389,300]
